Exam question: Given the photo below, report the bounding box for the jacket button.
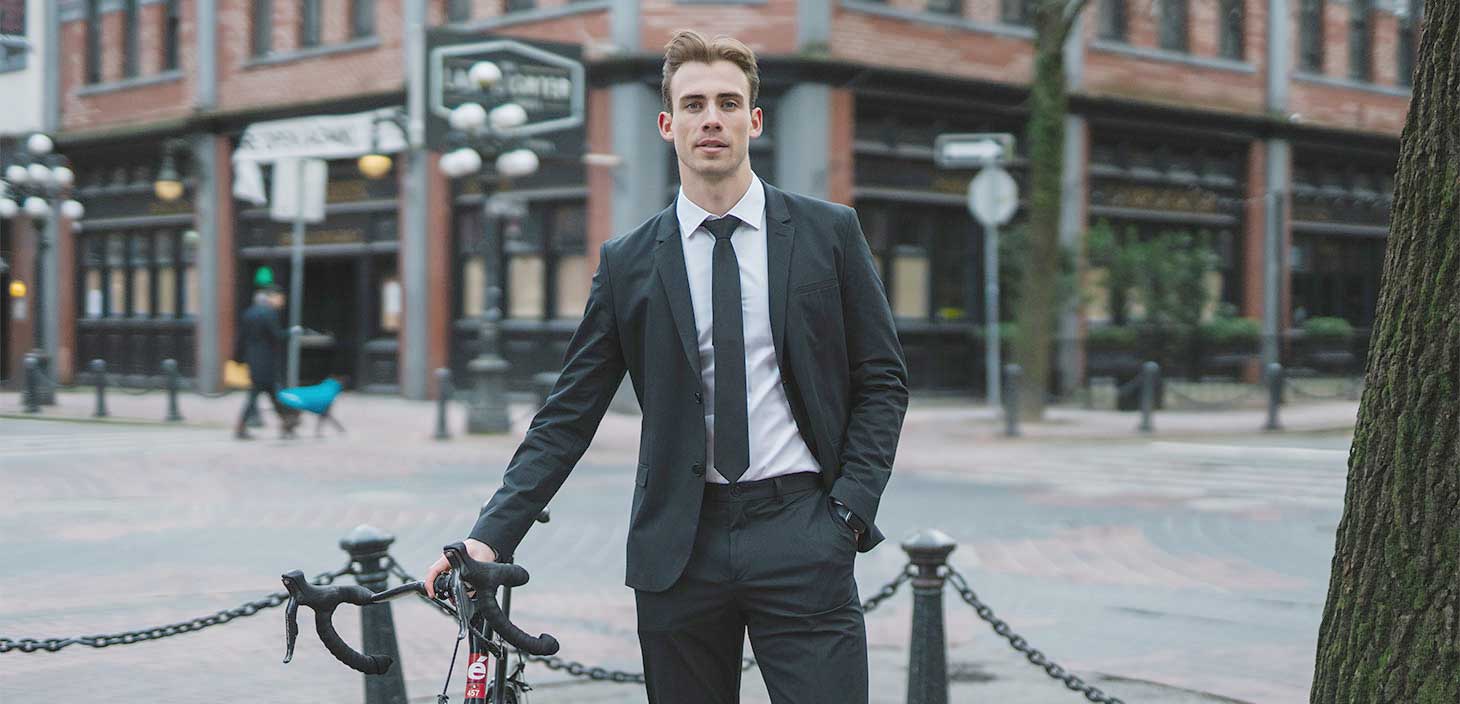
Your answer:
[694,392,703,405]
[691,463,705,476]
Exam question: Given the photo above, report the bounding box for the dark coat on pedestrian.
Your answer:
[236,302,288,388]
[470,183,910,592]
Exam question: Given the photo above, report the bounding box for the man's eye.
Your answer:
[685,102,701,110]
[722,101,738,109]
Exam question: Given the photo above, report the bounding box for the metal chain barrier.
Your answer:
[0,564,351,654]
[1287,375,1362,400]
[1164,381,1265,409]
[31,364,82,391]
[389,557,913,685]
[944,565,1125,704]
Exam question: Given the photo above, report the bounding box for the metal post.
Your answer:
[984,222,1001,410]
[287,160,306,390]
[1264,362,1284,431]
[1003,363,1022,437]
[31,221,55,406]
[468,198,516,434]
[434,367,451,440]
[1138,361,1159,434]
[91,359,108,418]
[163,358,183,422]
[903,529,957,704]
[23,353,40,413]
[340,525,408,704]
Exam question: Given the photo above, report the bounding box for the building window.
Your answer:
[0,0,27,72]
[252,0,272,56]
[299,0,321,49]
[81,231,192,320]
[1220,0,1244,59]
[1159,0,1189,51]
[1098,0,1127,40]
[505,0,535,12]
[1398,0,1422,86]
[446,0,471,22]
[86,0,102,83]
[163,0,181,71]
[927,0,963,16]
[1001,0,1032,24]
[351,0,375,38]
[1349,0,1373,81]
[123,0,140,78]
[1299,0,1324,72]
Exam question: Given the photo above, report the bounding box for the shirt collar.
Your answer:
[675,173,765,241]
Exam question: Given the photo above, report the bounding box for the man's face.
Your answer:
[269,292,286,309]
[659,60,762,181]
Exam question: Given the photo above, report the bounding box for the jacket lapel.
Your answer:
[764,185,795,369]
[653,207,703,379]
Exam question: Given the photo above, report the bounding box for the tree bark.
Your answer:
[1310,1,1460,701]
[1014,2,1072,420]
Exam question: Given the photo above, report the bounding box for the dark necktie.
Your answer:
[704,215,749,483]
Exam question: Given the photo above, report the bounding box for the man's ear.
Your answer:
[749,106,763,139]
[658,111,674,142]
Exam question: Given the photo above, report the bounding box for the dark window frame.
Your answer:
[251,0,272,56]
[163,0,181,71]
[1098,0,1127,40]
[299,0,321,49]
[1348,0,1373,82]
[1219,0,1244,60]
[446,0,471,22]
[122,0,139,78]
[85,0,102,83]
[927,0,964,16]
[1001,0,1033,25]
[0,1,28,73]
[1299,0,1325,73]
[505,0,535,12]
[1159,0,1189,52]
[351,0,375,39]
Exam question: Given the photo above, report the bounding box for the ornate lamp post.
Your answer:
[437,61,540,434]
[1,133,84,403]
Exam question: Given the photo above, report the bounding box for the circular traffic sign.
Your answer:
[968,167,1018,226]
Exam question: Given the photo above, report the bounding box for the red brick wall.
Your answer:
[1288,82,1408,135]
[60,3,197,132]
[640,0,800,54]
[831,7,1035,86]
[1083,50,1265,114]
[828,88,854,207]
[585,87,613,270]
[1320,0,1349,78]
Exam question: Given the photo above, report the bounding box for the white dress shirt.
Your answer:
[675,174,821,484]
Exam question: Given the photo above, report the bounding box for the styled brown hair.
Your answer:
[660,30,760,113]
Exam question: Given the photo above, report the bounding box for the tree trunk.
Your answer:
[1310,2,1460,701]
[1014,4,1069,420]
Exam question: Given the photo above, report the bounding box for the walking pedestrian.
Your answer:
[233,285,301,440]
[424,30,908,703]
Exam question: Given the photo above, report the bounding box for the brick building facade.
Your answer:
[1,0,1418,397]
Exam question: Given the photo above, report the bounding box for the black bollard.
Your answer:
[163,359,183,422]
[904,529,957,704]
[340,525,409,704]
[23,353,40,414]
[1264,362,1284,432]
[1002,363,1022,438]
[91,359,109,418]
[1138,361,1159,434]
[434,368,451,440]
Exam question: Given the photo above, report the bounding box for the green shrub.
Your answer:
[1201,316,1261,345]
[1087,325,1138,347]
[1302,316,1355,340]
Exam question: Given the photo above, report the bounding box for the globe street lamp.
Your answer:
[1,133,83,403]
[438,60,544,434]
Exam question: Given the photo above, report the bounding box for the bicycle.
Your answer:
[282,515,558,704]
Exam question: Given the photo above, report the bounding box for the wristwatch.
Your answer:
[830,498,866,540]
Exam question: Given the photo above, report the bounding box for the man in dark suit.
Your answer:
[425,30,908,703]
[233,285,300,439]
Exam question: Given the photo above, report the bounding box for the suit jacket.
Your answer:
[471,183,909,592]
[236,303,287,387]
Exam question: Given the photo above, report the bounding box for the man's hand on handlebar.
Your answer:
[424,537,497,598]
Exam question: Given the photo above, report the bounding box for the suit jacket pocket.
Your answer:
[794,278,838,295]
[635,463,650,487]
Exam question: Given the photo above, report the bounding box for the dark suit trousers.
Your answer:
[635,473,867,704]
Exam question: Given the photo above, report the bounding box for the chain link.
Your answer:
[395,558,912,686]
[1164,381,1265,409]
[944,566,1125,704]
[0,565,351,654]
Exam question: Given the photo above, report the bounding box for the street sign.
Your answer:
[425,32,584,150]
[269,158,327,224]
[969,166,1019,226]
[935,133,1015,169]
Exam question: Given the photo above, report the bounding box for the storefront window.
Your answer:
[552,203,588,318]
[156,232,177,317]
[182,230,199,317]
[505,214,544,319]
[129,234,152,317]
[82,237,105,318]
[107,236,127,318]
